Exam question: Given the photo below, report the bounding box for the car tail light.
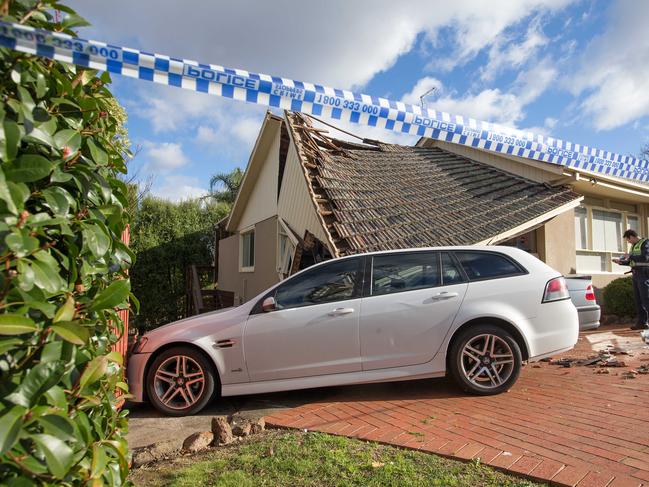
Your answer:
[542,277,569,303]
[585,284,596,302]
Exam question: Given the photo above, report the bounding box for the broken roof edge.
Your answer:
[225,110,283,233]
[476,195,584,246]
[283,111,345,257]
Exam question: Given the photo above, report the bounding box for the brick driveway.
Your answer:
[266,325,649,486]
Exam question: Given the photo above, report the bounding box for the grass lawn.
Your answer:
[130,430,545,487]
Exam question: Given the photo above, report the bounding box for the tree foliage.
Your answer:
[0,1,134,485]
[130,196,228,331]
[208,167,243,205]
[602,276,634,317]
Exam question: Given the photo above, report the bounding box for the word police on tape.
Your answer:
[1,20,648,182]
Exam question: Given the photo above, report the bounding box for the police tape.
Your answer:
[1,19,648,183]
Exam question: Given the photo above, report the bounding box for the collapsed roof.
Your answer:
[284,111,582,257]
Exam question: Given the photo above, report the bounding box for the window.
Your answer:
[454,252,524,281]
[371,252,440,296]
[274,257,361,309]
[575,206,588,250]
[240,229,255,271]
[441,253,465,285]
[277,220,296,279]
[591,209,623,252]
[574,202,640,273]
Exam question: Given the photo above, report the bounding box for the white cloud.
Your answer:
[151,175,208,202]
[232,118,263,143]
[143,141,188,172]
[569,1,649,130]
[480,16,549,81]
[399,56,557,129]
[400,77,443,106]
[435,89,525,126]
[195,125,219,145]
[513,58,557,104]
[70,0,574,89]
[401,76,523,125]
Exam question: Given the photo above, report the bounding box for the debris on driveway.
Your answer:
[548,349,634,368]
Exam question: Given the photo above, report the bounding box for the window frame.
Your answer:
[575,201,640,274]
[239,226,255,273]
[368,250,443,298]
[452,250,528,283]
[252,256,365,313]
[277,219,297,279]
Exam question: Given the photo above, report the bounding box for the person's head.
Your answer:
[623,229,640,244]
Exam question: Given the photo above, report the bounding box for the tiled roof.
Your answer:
[286,113,581,256]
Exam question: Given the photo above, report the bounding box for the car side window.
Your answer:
[372,252,440,296]
[441,252,466,285]
[454,251,524,281]
[274,257,361,310]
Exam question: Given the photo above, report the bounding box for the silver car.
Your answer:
[565,275,601,330]
[127,246,579,416]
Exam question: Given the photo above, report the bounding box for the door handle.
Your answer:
[430,292,459,301]
[328,307,354,316]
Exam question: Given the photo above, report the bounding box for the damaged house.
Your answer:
[217,111,649,303]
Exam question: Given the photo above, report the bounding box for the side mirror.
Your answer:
[262,296,277,313]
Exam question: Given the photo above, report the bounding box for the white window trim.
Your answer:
[277,219,297,279]
[575,202,640,274]
[239,226,255,273]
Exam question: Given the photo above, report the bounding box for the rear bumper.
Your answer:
[577,305,601,330]
[527,299,579,358]
[126,352,151,403]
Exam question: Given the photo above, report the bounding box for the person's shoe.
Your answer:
[631,324,649,330]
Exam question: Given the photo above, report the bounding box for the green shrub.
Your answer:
[0,1,133,485]
[602,276,634,317]
[130,196,228,331]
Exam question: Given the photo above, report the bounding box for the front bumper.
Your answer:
[126,352,152,403]
[577,305,601,330]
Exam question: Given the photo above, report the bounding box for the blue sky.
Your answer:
[67,0,649,201]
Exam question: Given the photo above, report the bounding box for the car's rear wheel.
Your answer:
[146,346,216,416]
[449,325,522,395]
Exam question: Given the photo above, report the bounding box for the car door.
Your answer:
[244,256,364,382]
[360,251,468,370]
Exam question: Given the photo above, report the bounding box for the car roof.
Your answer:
[335,245,522,259]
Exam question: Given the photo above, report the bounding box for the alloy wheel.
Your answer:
[152,355,206,410]
[460,333,515,389]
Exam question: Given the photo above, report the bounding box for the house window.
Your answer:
[574,202,640,273]
[240,228,255,271]
[277,219,297,279]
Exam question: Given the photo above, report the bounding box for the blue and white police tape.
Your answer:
[1,19,648,183]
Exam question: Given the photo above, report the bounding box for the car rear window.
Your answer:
[454,251,525,281]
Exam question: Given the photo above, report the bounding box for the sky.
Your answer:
[65,0,649,201]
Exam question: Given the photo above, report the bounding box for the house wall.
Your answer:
[236,130,280,232]
[536,209,576,275]
[218,216,279,304]
[277,143,331,247]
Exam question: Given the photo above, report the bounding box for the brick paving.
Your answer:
[265,325,649,486]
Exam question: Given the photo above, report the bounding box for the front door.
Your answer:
[360,251,468,370]
[244,257,364,382]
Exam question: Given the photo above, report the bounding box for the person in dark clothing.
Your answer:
[613,229,649,330]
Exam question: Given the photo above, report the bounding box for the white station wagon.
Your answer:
[127,246,578,416]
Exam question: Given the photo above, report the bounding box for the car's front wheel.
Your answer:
[449,325,522,395]
[146,346,216,416]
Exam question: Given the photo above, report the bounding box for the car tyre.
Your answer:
[449,324,522,395]
[146,346,216,416]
